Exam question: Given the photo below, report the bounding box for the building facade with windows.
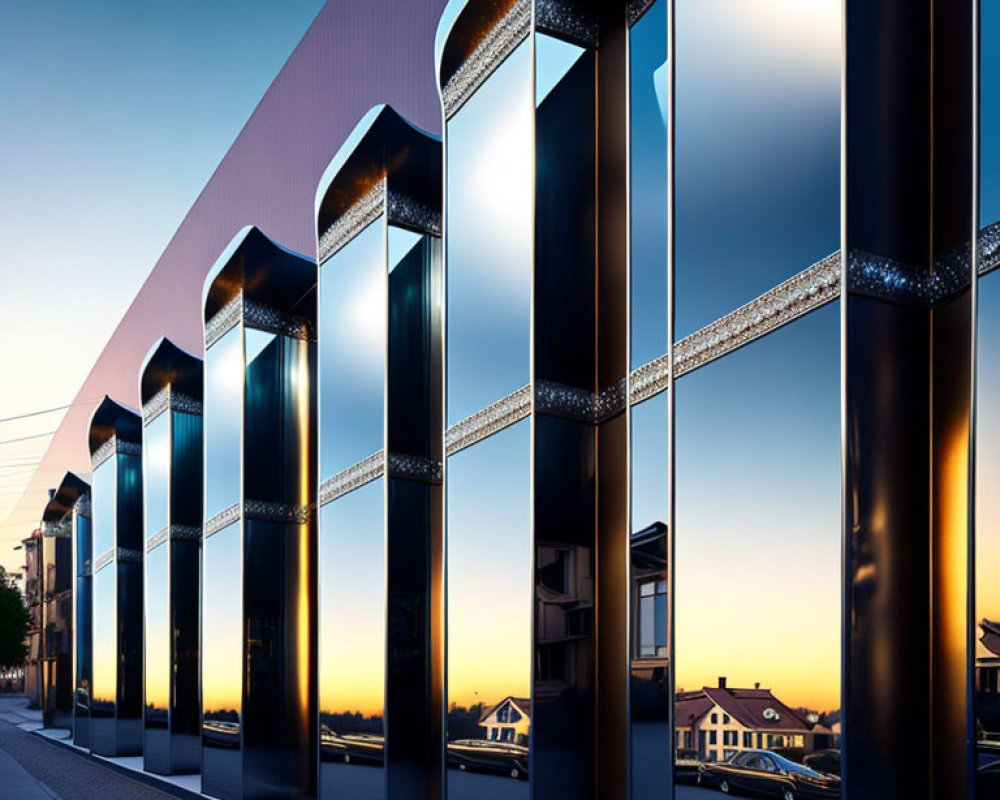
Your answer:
[17,1,1000,800]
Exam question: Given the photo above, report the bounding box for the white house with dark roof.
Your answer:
[674,677,815,763]
[479,696,530,746]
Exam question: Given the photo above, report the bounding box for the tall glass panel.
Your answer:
[145,544,169,742]
[674,305,841,795]
[630,0,668,369]
[630,391,669,797]
[320,218,386,478]
[674,0,839,337]
[73,508,92,747]
[976,6,1000,788]
[446,420,531,800]
[92,457,116,558]
[91,563,115,749]
[202,522,243,800]
[319,482,385,798]
[446,39,533,424]
[205,326,243,519]
[144,413,170,538]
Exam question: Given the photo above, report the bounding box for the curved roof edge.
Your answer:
[139,337,204,408]
[41,471,90,523]
[87,395,142,455]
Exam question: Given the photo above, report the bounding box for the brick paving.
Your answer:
[0,713,177,800]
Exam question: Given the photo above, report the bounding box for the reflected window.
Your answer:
[92,456,116,557]
[638,579,667,658]
[144,413,169,538]
[205,326,242,519]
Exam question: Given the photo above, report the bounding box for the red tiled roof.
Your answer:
[702,686,810,733]
[982,619,1000,658]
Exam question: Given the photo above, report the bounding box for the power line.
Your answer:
[0,404,70,424]
[0,431,57,446]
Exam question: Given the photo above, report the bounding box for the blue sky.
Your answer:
[0,0,325,561]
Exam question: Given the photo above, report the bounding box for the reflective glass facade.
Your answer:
[73,495,92,747]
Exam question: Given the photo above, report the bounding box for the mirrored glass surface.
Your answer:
[320,219,386,479]
[674,305,840,795]
[92,456,116,557]
[630,391,670,798]
[446,40,533,424]
[145,544,169,746]
[205,326,243,520]
[978,7,1000,796]
[144,413,170,539]
[630,0,669,369]
[319,481,385,799]
[675,0,839,337]
[73,510,92,747]
[202,521,242,800]
[91,563,115,740]
[447,419,531,799]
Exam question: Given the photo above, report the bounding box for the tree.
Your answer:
[0,567,29,671]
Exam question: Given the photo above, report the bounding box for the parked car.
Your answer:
[447,739,529,780]
[320,725,384,765]
[698,749,840,799]
[802,749,841,777]
[202,720,240,749]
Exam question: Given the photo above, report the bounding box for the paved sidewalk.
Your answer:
[0,696,179,800]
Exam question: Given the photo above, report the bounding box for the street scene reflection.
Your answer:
[674,306,841,799]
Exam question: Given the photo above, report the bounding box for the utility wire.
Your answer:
[0,431,57,446]
[0,397,100,425]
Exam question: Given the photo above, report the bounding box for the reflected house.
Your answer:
[977,620,1000,744]
[675,678,813,763]
[139,338,203,775]
[201,227,317,800]
[87,396,144,757]
[40,472,89,731]
[314,104,443,800]
[479,697,530,745]
[21,527,43,708]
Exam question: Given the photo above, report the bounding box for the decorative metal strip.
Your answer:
[171,391,202,416]
[847,249,970,306]
[387,190,441,236]
[91,436,117,470]
[536,0,598,45]
[244,500,311,525]
[79,561,92,578]
[147,528,168,553]
[42,520,71,539]
[672,253,841,379]
[388,453,443,484]
[244,299,313,342]
[533,379,629,424]
[442,0,531,119]
[74,495,91,518]
[318,182,385,264]
[978,221,1000,276]
[143,386,170,425]
[446,385,532,455]
[206,292,243,349]
[91,435,141,470]
[205,504,240,538]
[117,547,143,564]
[597,379,628,420]
[320,452,385,505]
[628,0,658,27]
[170,524,203,542]
[630,352,670,405]
[93,549,114,573]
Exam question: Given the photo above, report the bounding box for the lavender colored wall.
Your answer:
[28,0,447,489]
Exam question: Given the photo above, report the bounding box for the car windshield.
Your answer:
[772,753,824,778]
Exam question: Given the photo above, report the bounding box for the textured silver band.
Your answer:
[318,182,385,265]
[79,561,92,578]
[534,379,627,425]
[171,524,202,542]
[93,549,114,573]
[43,520,71,539]
[536,0,598,45]
[147,527,168,552]
[244,500,311,525]
[74,495,91,518]
[204,504,240,538]
[320,452,385,505]
[628,0,658,26]
[91,435,141,470]
[446,385,532,455]
[143,386,204,425]
[388,453,443,484]
[117,547,143,564]
[206,292,243,349]
[387,190,442,236]
[978,221,1000,276]
[442,0,531,120]
[244,300,313,342]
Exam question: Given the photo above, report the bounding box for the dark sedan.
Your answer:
[320,726,385,765]
[698,749,840,800]
[446,739,529,780]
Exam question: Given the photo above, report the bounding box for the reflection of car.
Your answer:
[203,720,240,748]
[802,749,840,777]
[977,757,1000,794]
[447,739,529,780]
[674,755,702,784]
[320,726,384,765]
[698,750,840,799]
